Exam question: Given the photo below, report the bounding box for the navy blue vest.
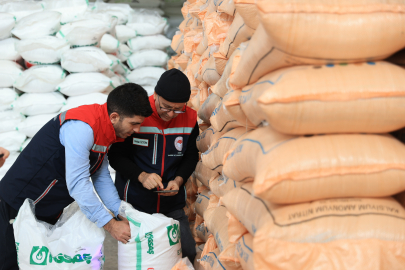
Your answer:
[0,109,110,218]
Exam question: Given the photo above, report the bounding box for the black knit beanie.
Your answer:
[155,69,191,103]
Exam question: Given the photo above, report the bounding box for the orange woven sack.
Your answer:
[171,32,184,55]
[222,90,256,129]
[196,47,211,82]
[195,160,219,187]
[197,126,227,153]
[195,189,212,217]
[196,31,208,55]
[200,236,218,266]
[198,93,222,124]
[202,53,228,85]
[236,234,254,270]
[257,61,405,134]
[196,220,211,242]
[205,12,234,47]
[209,174,242,198]
[227,212,248,244]
[253,133,405,204]
[253,195,405,270]
[201,127,250,173]
[234,0,259,29]
[185,175,198,199]
[218,13,255,59]
[222,126,294,182]
[171,258,194,270]
[213,50,238,98]
[201,248,242,270]
[175,54,190,71]
[217,0,236,16]
[184,30,204,56]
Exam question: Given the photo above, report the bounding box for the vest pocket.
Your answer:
[34,179,58,205]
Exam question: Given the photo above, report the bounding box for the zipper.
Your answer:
[157,130,167,213]
[34,180,58,205]
[124,180,130,202]
[152,135,158,165]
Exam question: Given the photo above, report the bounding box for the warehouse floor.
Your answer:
[104,230,119,269]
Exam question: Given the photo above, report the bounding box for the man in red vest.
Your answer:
[109,69,200,263]
[0,83,153,270]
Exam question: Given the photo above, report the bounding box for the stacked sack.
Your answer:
[170,0,405,269]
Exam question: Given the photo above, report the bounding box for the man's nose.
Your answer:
[167,111,175,117]
[133,126,140,133]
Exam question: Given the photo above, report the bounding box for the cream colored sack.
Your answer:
[202,53,227,85]
[256,61,405,134]
[222,126,294,183]
[218,13,254,59]
[196,126,227,153]
[253,133,405,204]
[234,0,259,30]
[171,33,184,54]
[209,175,242,198]
[217,0,236,16]
[198,93,221,124]
[195,160,219,187]
[236,234,254,270]
[222,90,256,129]
[201,127,250,173]
[195,189,212,217]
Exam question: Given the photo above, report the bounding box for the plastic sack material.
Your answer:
[14,199,105,269]
[73,12,118,35]
[255,61,405,134]
[93,1,132,25]
[0,12,16,40]
[171,258,195,270]
[235,234,253,270]
[201,127,250,173]
[209,175,242,198]
[0,38,21,61]
[60,93,107,112]
[200,248,241,270]
[17,113,57,138]
[126,67,165,86]
[115,25,137,43]
[0,1,43,22]
[128,35,171,51]
[234,0,259,30]
[196,126,226,153]
[11,11,61,40]
[0,60,23,88]
[0,88,18,112]
[61,47,113,73]
[57,73,112,97]
[127,49,168,70]
[195,189,211,217]
[16,37,70,65]
[126,10,167,36]
[100,34,120,54]
[0,130,26,152]
[197,93,221,124]
[43,0,88,24]
[194,160,218,188]
[13,92,66,116]
[171,32,184,55]
[14,65,67,93]
[118,201,181,270]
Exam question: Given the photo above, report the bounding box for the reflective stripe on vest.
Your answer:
[92,144,107,153]
[164,127,193,134]
[60,111,67,124]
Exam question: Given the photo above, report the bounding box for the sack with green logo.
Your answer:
[118,201,182,270]
[13,199,105,269]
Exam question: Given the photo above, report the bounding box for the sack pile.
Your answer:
[0,0,170,180]
[171,0,405,269]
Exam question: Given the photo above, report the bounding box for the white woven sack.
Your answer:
[0,2,43,22]
[11,11,61,40]
[0,88,18,111]
[17,113,57,138]
[0,13,15,40]
[60,93,108,112]
[56,19,110,48]
[57,73,112,97]
[128,35,171,52]
[61,47,113,73]
[13,92,66,116]
[93,2,132,25]
[142,85,155,96]
[127,50,168,70]
[43,0,88,24]
[74,12,118,35]
[0,60,23,88]
[0,38,20,61]
[0,110,25,134]
[126,67,165,86]
[116,44,133,62]
[118,201,181,270]
[16,37,70,65]
[0,130,26,152]
[14,65,67,93]
[14,199,105,270]
[126,10,167,36]
[100,34,120,53]
[115,25,136,43]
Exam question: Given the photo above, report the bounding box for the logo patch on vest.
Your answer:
[174,136,183,151]
[133,138,149,147]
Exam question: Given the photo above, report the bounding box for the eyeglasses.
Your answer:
[157,96,186,114]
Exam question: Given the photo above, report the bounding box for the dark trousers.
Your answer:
[165,209,197,264]
[0,197,18,270]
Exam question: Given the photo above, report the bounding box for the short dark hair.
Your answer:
[107,83,153,118]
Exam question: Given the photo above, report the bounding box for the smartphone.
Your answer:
[154,190,179,193]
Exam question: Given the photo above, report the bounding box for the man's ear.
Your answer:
[110,112,120,124]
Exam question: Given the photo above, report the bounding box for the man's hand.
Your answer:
[0,147,10,168]
[104,216,131,244]
[138,172,164,190]
[161,176,183,196]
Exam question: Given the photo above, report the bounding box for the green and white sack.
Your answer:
[118,202,182,270]
[13,199,105,269]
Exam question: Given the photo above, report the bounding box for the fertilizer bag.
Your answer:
[14,199,105,269]
[118,202,181,270]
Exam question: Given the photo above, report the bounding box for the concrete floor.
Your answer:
[103,230,119,270]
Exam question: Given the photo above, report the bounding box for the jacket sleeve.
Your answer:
[174,121,200,185]
[108,138,144,182]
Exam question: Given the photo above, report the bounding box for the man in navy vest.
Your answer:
[108,69,200,263]
[0,84,153,270]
